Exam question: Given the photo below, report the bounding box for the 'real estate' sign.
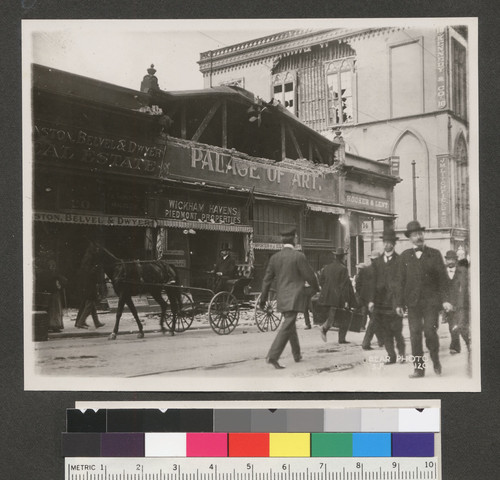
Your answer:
[161,140,340,203]
[33,122,165,178]
[345,192,391,213]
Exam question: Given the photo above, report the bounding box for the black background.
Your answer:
[1,1,499,478]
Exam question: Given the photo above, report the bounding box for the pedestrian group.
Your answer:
[259,220,470,378]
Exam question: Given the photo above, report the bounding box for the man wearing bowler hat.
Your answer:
[442,250,470,354]
[213,243,236,293]
[259,227,319,369]
[318,247,358,344]
[368,229,405,364]
[396,221,452,378]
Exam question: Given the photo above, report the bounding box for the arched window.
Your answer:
[326,58,356,126]
[455,135,469,228]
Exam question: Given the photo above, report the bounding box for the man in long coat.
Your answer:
[442,250,470,354]
[396,221,452,378]
[259,227,319,369]
[213,243,237,293]
[368,229,405,364]
[318,247,357,344]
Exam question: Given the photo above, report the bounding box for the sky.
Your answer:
[28,21,287,92]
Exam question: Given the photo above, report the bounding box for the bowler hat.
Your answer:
[444,250,458,260]
[333,247,348,256]
[280,226,297,237]
[404,220,426,238]
[380,229,399,242]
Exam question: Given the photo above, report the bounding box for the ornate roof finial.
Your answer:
[141,64,160,93]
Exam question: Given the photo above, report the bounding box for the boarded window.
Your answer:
[254,202,299,242]
[452,38,467,119]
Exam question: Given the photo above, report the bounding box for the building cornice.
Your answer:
[198,27,402,75]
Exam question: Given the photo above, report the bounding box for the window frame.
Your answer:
[271,71,297,116]
[325,56,357,127]
[449,29,468,121]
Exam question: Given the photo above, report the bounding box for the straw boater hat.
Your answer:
[404,220,426,238]
[380,229,399,242]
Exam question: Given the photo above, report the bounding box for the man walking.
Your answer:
[443,250,470,354]
[259,227,319,369]
[318,247,357,344]
[360,251,384,350]
[368,229,405,364]
[396,221,452,378]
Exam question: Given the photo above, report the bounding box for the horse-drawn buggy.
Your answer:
[84,242,282,339]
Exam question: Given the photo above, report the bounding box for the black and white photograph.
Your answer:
[23,18,479,391]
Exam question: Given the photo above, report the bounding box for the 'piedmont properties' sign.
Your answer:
[162,140,339,203]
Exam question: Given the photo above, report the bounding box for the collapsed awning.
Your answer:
[307,203,345,214]
[347,208,395,218]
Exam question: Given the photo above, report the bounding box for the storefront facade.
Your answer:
[32,64,397,303]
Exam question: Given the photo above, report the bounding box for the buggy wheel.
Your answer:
[208,291,239,335]
[165,292,195,332]
[255,293,282,332]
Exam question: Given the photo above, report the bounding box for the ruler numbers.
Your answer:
[66,459,438,480]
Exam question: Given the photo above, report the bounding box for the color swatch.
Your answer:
[62,432,435,458]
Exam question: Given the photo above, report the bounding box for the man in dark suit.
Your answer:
[368,229,405,364]
[259,227,319,369]
[396,221,452,378]
[360,251,384,350]
[318,247,357,344]
[442,250,470,354]
[213,243,236,293]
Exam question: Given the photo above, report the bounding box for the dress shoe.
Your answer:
[362,346,373,351]
[449,349,460,355]
[266,358,285,369]
[76,324,89,329]
[433,363,442,376]
[320,329,327,342]
[409,370,425,379]
[339,340,350,344]
[294,355,303,363]
[304,325,312,330]
[384,358,396,365]
[95,322,106,328]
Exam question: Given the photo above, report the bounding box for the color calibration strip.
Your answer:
[66,408,440,433]
[62,431,435,458]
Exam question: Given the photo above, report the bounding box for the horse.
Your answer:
[83,242,181,340]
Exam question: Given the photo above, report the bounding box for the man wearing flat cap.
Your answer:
[318,247,358,344]
[259,227,319,369]
[368,229,405,364]
[443,250,470,355]
[396,221,452,378]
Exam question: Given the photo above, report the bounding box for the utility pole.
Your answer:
[411,160,417,220]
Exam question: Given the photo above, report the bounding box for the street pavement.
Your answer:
[32,306,473,389]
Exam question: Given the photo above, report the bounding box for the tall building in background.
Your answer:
[199,26,470,257]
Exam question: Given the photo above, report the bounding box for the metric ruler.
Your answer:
[65,457,440,480]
